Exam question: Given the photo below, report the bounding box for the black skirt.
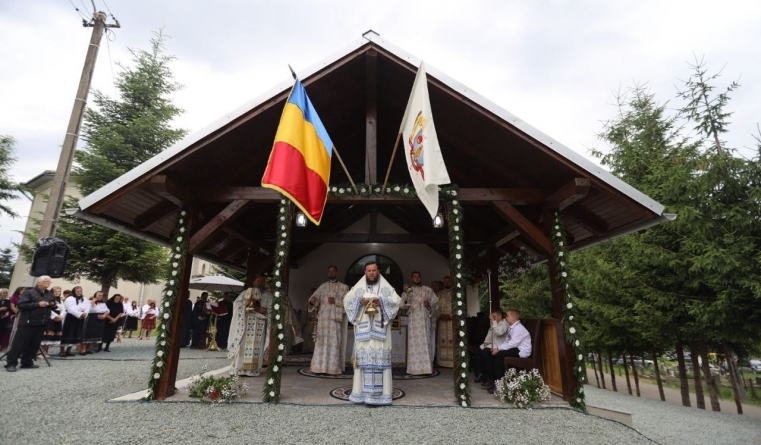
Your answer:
[61,313,84,346]
[123,315,139,332]
[102,320,120,344]
[82,313,106,344]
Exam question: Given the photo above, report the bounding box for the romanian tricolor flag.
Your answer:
[262,79,333,225]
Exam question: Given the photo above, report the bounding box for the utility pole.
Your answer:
[38,11,120,239]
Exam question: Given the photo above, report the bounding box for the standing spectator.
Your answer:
[61,286,89,357]
[4,276,54,372]
[101,294,125,352]
[214,293,234,349]
[5,287,25,347]
[123,301,139,338]
[139,300,158,340]
[181,295,192,348]
[82,291,108,354]
[0,288,11,352]
[191,293,210,349]
[40,286,64,358]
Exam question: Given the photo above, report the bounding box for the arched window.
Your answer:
[345,254,404,294]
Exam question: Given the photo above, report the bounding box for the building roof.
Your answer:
[76,31,669,270]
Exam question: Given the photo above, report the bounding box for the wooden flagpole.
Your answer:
[332,145,358,194]
[381,131,403,194]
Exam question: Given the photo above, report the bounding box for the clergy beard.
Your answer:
[366,276,379,285]
[255,285,265,291]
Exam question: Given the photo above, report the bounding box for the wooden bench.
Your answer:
[503,318,543,372]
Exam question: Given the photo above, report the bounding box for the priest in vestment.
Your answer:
[400,271,438,375]
[436,275,454,368]
[344,261,401,405]
[227,276,272,376]
[309,265,349,375]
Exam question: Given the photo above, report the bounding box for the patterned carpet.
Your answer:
[329,386,405,401]
[297,367,440,380]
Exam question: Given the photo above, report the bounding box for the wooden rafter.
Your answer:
[292,232,447,243]
[491,201,552,255]
[542,178,591,212]
[189,199,252,253]
[150,175,194,207]
[562,205,608,235]
[365,50,378,184]
[133,200,178,231]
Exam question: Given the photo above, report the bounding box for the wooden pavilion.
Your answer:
[75,31,669,403]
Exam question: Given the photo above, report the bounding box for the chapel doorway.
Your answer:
[344,253,404,294]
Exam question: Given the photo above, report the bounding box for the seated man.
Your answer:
[483,308,531,392]
[473,310,509,383]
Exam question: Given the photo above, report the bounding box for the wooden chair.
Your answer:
[503,318,542,371]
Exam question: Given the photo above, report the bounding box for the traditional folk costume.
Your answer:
[344,274,401,405]
[82,301,108,345]
[141,304,158,331]
[401,284,439,375]
[41,299,64,347]
[436,287,454,368]
[61,295,89,347]
[227,287,272,377]
[308,280,349,375]
[102,299,124,346]
[123,304,139,333]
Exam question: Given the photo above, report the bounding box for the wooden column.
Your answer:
[542,209,577,400]
[244,242,259,288]
[365,50,377,184]
[488,250,501,313]
[154,208,197,400]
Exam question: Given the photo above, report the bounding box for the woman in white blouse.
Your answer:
[139,300,158,340]
[83,291,108,354]
[61,286,89,357]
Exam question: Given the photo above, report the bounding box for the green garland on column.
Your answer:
[551,212,586,412]
[262,198,292,403]
[146,209,190,400]
[443,188,471,407]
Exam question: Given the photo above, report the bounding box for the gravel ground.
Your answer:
[1,340,757,445]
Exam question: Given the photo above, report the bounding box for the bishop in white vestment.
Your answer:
[344,262,401,405]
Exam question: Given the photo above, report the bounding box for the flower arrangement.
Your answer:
[188,366,249,404]
[494,368,551,409]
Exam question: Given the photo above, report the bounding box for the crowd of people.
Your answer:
[0,277,173,372]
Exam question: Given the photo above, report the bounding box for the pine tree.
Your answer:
[0,247,15,288]
[0,135,24,219]
[22,32,187,297]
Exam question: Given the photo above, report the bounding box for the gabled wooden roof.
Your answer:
[76,31,669,271]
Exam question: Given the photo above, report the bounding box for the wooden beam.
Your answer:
[133,200,178,231]
[217,242,248,262]
[188,200,252,253]
[150,175,195,207]
[543,178,591,212]
[491,201,552,255]
[456,188,549,205]
[188,187,281,202]
[291,232,448,244]
[563,205,608,235]
[154,207,197,400]
[365,50,377,184]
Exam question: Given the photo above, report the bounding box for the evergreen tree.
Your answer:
[0,135,24,219]
[22,33,187,297]
[0,247,15,288]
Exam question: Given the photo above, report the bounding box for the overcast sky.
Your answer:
[1,0,759,251]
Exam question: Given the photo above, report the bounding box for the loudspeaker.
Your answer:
[30,237,70,278]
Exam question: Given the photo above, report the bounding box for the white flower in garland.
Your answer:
[268,379,274,385]
[569,327,576,334]
[275,292,280,297]
[461,351,466,357]
[460,394,466,400]
[157,361,164,367]
[270,391,275,397]
[278,344,284,350]
[172,271,177,276]
[457,310,462,316]
[456,273,461,279]
[460,383,465,389]
[278,333,284,340]
[403,188,409,193]
[460,320,465,326]
[169,280,175,285]
[278,323,283,329]
[454,225,460,231]
[569,316,574,321]
[561,272,567,278]
[167,290,173,296]
[163,313,170,319]
[154,373,160,379]
[394,186,400,192]
[456,254,461,259]
[273,366,279,372]
[157,351,164,357]
[275,314,281,320]
[274,304,280,310]
[172,262,178,268]
[579,387,584,393]
[558,251,564,257]
[567,303,573,309]
[164,302,170,308]
[280,216,285,221]
[278,251,285,257]
[578,354,583,360]
[575,340,580,346]
[457,293,462,298]
[161,341,166,346]
[339,188,345,194]
[461,363,466,369]
[460,341,464,347]
[175,247,180,252]
[452,200,458,205]
[453,209,459,215]
[176,236,182,242]
[276,281,282,288]
[461,401,468,407]
[280,207,285,213]
[331,187,338,192]
[277,356,282,362]
[280,241,285,246]
[161,332,166,338]
[457,301,462,306]
[459,331,465,337]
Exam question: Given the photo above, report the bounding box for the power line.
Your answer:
[67,0,89,21]
[101,0,115,19]
[105,28,118,100]
[79,0,91,17]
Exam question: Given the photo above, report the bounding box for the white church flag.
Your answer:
[399,61,451,219]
